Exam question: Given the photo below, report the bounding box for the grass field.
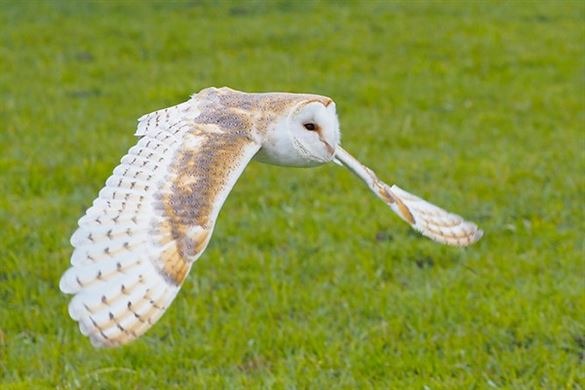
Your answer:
[1,1,584,388]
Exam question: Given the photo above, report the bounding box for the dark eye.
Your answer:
[304,123,317,131]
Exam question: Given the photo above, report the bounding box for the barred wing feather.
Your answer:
[60,100,260,347]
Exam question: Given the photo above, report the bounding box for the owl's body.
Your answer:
[60,87,482,347]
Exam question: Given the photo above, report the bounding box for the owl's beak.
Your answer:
[312,123,336,158]
[320,138,335,157]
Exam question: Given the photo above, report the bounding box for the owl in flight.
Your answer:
[60,87,483,347]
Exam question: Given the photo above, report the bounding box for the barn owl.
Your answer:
[60,87,482,347]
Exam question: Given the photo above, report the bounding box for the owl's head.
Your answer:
[256,94,341,167]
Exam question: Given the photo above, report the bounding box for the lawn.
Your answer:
[0,1,583,388]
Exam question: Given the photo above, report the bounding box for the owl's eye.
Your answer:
[303,123,317,131]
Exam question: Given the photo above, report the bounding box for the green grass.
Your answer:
[1,0,584,388]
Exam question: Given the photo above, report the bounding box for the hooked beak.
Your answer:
[319,137,336,157]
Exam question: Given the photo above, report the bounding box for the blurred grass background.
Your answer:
[0,0,584,388]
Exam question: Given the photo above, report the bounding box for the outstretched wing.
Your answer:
[334,147,483,246]
[59,99,261,347]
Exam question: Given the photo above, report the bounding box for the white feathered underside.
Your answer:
[60,100,201,347]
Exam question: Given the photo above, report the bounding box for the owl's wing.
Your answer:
[59,99,261,347]
[334,147,483,246]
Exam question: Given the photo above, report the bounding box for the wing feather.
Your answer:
[334,147,482,247]
[61,97,261,347]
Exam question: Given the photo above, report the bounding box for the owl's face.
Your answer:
[257,97,341,167]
